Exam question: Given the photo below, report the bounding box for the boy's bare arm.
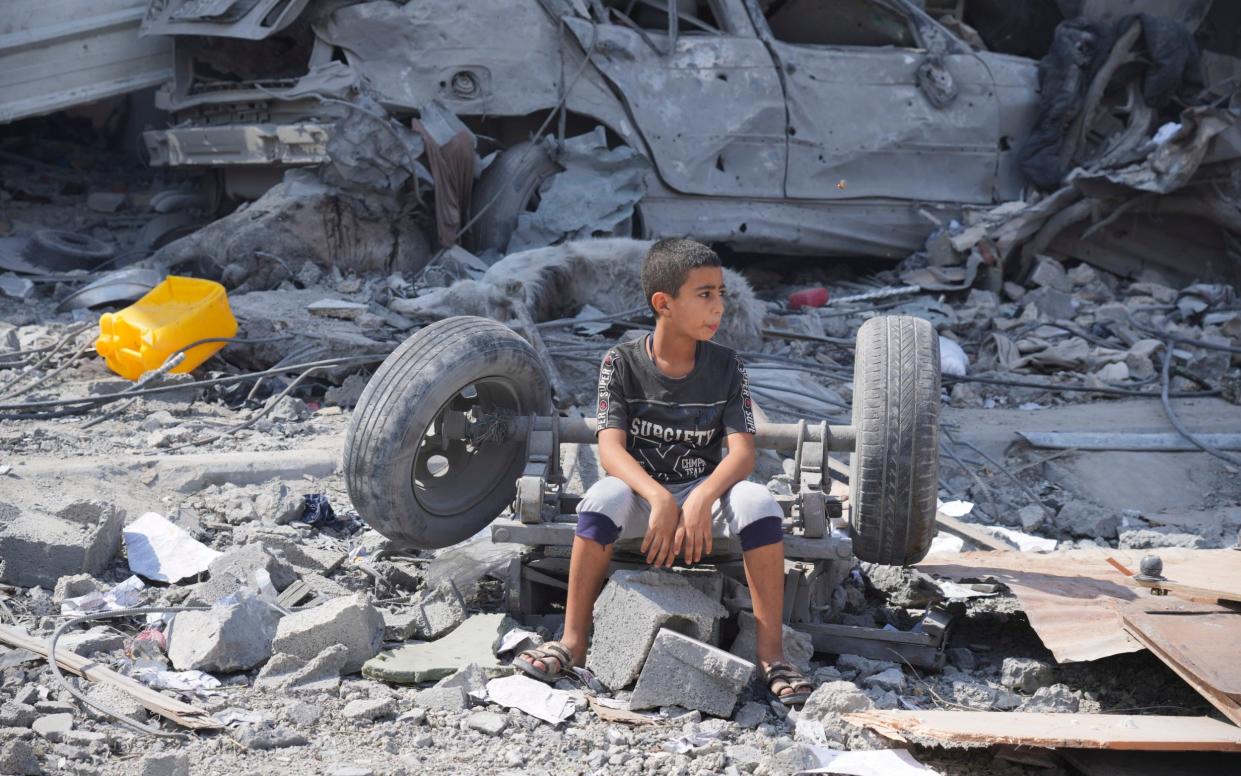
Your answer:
[597,428,682,567]
[678,432,756,563]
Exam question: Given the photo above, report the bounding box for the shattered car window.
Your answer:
[604,0,722,34]
[762,0,916,48]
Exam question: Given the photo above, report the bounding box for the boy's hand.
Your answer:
[641,490,680,567]
[679,491,713,564]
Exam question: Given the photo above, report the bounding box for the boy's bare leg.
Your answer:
[536,535,613,671]
[741,541,789,690]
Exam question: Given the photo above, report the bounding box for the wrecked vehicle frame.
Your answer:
[139,0,1040,258]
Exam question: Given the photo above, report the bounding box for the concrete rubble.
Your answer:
[0,4,1240,774]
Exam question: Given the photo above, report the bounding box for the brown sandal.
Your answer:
[511,641,573,684]
[762,661,814,706]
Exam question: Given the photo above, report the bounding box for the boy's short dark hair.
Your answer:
[640,238,721,313]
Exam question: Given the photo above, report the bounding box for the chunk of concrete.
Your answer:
[1001,657,1054,694]
[307,299,368,320]
[168,593,284,672]
[629,629,754,718]
[255,484,304,525]
[801,681,873,719]
[434,663,488,701]
[255,645,348,693]
[467,710,508,736]
[271,594,383,674]
[0,702,35,728]
[363,613,516,684]
[414,685,469,712]
[53,574,99,603]
[727,611,814,673]
[0,738,39,776]
[32,713,73,741]
[196,542,298,602]
[138,752,190,776]
[587,569,727,691]
[341,698,397,721]
[405,583,467,640]
[58,626,126,656]
[835,654,898,681]
[1053,501,1119,540]
[0,500,124,588]
[733,701,768,729]
[861,667,906,693]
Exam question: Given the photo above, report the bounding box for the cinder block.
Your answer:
[587,569,726,691]
[0,501,123,588]
[629,629,754,718]
[271,594,383,673]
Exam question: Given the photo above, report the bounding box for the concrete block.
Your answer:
[255,484,304,525]
[0,702,35,728]
[363,613,516,684]
[32,713,73,741]
[382,609,420,641]
[271,594,383,673]
[467,710,508,736]
[52,574,99,603]
[341,698,397,721]
[406,583,467,640]
[138,752,190,776]
[587,569,727,691]
[1001,657,1054,694]
[0,500,123,588]
[629,629,754,718]
[414,685,468,712]
[169,594,283,673]
[196,542,298,602]
[255,645,348,693]
[727,611,814,673]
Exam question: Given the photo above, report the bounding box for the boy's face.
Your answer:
[654,266,726,341]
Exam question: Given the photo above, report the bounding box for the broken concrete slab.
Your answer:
[168,594,284,673]
[629,629,754,718]
[0,500,124,588]
[254,484,305,526]
[307,299,369,320]
[194,543,298,603]
[271,594,383,674]
[404,583,467,640]
[434,663,488,701]
[587,569,727,691]
[363,613,517,684]
[57,626,125,657]
[31,713,72,741]
[255,645,349,694]
[801,681,874,719]
[728,611,815,673]
[1053,501,1120,540]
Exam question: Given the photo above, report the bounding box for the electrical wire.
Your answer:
[1159,341,1241,467]
[48,605,211,739]
[0,324,93,397]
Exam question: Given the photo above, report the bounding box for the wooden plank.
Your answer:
[0,625,220,731]
[844,710,1241,751]
[934,512,1015,551]
[1122,610,1241,726]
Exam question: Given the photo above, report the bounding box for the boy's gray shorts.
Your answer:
[574,475,783,548]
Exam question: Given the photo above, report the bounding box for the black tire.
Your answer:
[345,316,553,549]
[469,141,561,254]
[847,316,941,566]
[23,229,115,271]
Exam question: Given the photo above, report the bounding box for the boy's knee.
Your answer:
[726,481,784,550]
[576,477,636,547]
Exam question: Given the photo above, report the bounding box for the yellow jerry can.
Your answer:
[95,276,237,380]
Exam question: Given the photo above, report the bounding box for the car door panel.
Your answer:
[565,17,786,198]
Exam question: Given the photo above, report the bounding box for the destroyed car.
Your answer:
[140,0,1040,259]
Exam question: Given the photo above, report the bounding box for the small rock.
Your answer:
[0,274,35,300]
[733,701,767,729]
[861,667,905,693]
[1021,683,1080,713]
[0,702,35,728]
[53,574,99,603]
[0,738,39,776]
[434,663,488,700]
[230,723,309,750]
[255,484,304,525]
[415,685,469,712]
[835,654,897,680]
[1030,255,1071,292]
[342,697,397,721]
[138,751,190,776]
[1018,504,1048,532]
[801,681,872,719]
[287,702,324,727]
[1002,281,1027,302]
[1024,287,1076,321]
[32,713,73,740]
[1095,362,1129,382]
[466,710,508,736]
[1054,501,1119,540]
[1001,657,1054,694]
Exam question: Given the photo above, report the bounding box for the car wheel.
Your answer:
[23,230,115,271]
[345,316,553,549]
[847,315,941,566]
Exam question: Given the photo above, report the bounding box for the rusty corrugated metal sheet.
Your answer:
[0,0,172,124]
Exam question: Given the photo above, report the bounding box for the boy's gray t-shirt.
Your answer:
[596,336,756,484]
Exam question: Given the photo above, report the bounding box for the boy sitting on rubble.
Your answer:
[512,238,814,706]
